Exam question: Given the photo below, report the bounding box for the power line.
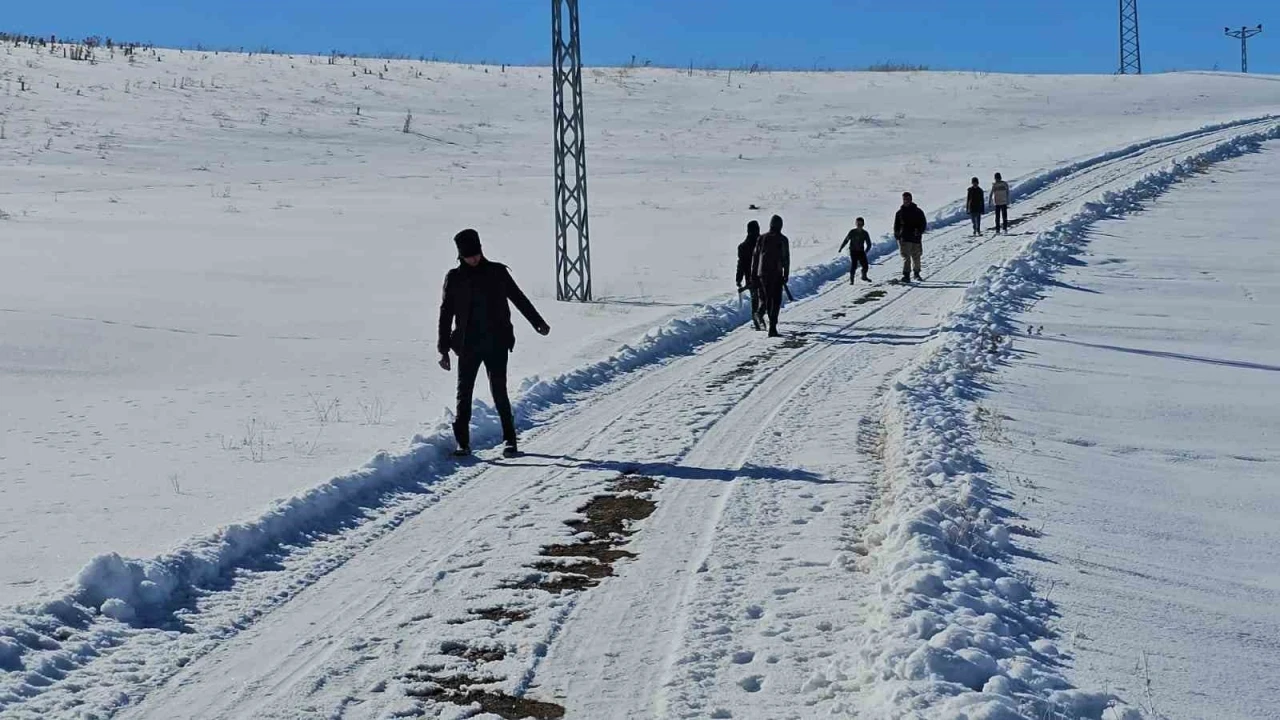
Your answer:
[1119,0,1142,75]
[1224,25,1263,74]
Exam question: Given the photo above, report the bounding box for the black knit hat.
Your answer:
[747,220,760,235]
[769,215,783,232]
[454,228,482,258]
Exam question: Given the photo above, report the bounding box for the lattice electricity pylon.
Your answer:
[1119,0,1142,75]
[552,0,592,302]
[1225,25,1263,74]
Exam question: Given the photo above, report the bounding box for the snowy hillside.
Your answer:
[2,39,1280,720]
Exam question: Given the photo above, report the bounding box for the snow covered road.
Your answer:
[4,115,1278,719]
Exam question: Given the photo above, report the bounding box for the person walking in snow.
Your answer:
[893,192,928,283]
[752,215,790,337]
[966,177,985,236]
[438,229,550,458]
[736,220,764,330]
[838,217,873,285]
[990,172,1011,234]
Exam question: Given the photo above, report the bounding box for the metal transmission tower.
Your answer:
[1118,0,1142,74]
[1224,25,1263,73]
[551,0,592,302]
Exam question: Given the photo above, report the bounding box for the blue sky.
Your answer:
[5,1,1275,74]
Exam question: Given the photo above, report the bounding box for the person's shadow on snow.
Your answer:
[493,454,835,484]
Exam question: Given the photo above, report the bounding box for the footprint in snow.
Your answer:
[745,605,764,620]
[731,650,756,664]
[738,675,764,693]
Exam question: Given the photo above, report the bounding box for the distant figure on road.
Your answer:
[838,217,873,285]
[966,177,986,236]
[990,172,1011,234]
[893,192,927,283]
[438,229,550,458]
[752,215,790,337]
[736,220,764,330]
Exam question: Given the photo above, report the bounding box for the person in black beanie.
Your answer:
[438,229,550,457]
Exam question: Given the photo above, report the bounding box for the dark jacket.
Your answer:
[839,228,872,256]
[736,232,760,287]
[752,231,790,281]
[966,186,985,215]
[438,259,545,355]
[894,203,928,244]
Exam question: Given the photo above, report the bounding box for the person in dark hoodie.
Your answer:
[752,215,790,337]
[966,177,985,236]
[438,229,550,458]
[893,192,928,283]
[736,220,764,330]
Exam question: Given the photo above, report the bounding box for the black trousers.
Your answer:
[994,205,1009,232]
[850,251,869,281]
[748,284,762,320]
[761,275,785,331]
[454,346,516,449]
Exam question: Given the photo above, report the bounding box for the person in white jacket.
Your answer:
[990,172,1011,234]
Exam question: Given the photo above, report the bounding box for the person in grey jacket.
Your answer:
[990,172,1011,234]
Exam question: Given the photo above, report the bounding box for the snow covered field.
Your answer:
[979,147,1280,719]
[3,39,1280,720]
[4,43,1280,604]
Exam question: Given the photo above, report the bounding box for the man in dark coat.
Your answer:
[838,217,873,285]
[893,192,928,283]
[752,215,790,337]
[966,177,985,236]
[438,229,550,457]
[736,220,764,330]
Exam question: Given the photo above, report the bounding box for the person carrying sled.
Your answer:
[438,229,550,458]
[893,192,927,283]
[990,172,1011,234]
[966,177,985,236]
[736,220,764,330]
[838,217,873,285]
[752,214,790,337]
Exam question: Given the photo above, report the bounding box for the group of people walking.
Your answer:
[735,215,792,337]
[437,174,1013,457]
[737,172,1014,335]
[966,173,1012,235]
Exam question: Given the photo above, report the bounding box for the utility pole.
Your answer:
[1119,0,1142,75]
[551,0,592,302]
[1224,25,1263,74]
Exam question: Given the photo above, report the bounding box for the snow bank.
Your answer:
[2,116,1277,691]
[830,124,1280,718]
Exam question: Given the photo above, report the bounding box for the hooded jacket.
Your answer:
[438,259,545,355]
[894,203,928,243]
[752,218,790,281]
[736,227,761,287]
[990,180,1011,207]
